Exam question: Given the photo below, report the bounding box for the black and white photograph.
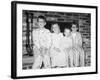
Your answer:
[11,1,98,79]
[22,10,91,69]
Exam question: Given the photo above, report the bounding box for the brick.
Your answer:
[85,20,91,24]
[73,16,79,20]
[47,12,56,14]
[28,66,32,69]
[82,23,90,26]
[79,13,89,16]
[33,12,44,17]
[80,17,89,21]
[22,23,27,27]
[80,25,86,28]
[57,18,65,22]
[46,17,57,21]
[23,67,27,70]
[73,13,79,16]
[45,14,55,17]
[40,11,48,14]
[56,12,65,15]
[85,14,91,18]
[23,17,27,22]
[54,15,61,17]
[65,13,72,16]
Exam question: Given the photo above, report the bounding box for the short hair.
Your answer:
[71,22,79,31]
[71,22,78,28]
[37,15,46,22]
[64,27,71,31]
[63,27,71,36]
[51,23,60,33]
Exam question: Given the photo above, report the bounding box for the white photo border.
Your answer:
[11,1,98,79]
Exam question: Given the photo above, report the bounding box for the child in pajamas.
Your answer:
[61,28,79,67]
[71,23,85,67]
[50,23,67,68]
[61,28,73,67]
[32,16,52,69]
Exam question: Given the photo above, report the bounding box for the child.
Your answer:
[32,16,52,69]
[71,23,85,67]
[50,23,67,68]
[61,28,75,67]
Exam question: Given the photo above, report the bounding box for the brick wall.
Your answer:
[22,10,91,69]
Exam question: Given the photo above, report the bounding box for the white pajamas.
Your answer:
[32,28,51,69]
[50,33,67,67]
[61,36,75,67]
[71,32,85,67]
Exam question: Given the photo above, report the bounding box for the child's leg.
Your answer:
[32,46,42,69]
[43,54,51,68]
[66,53,69,67]
[33,55,42,69]
[65,50,69,67]
[69,50,74,67]
[79,48,85,66]
[43,48,51,68]
[33,46,42,69]
[73,49,80,67]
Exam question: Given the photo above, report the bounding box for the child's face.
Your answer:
[52,24,60,33]
[64,29,71,37]
[38,18,46,28]
[71,24,78,32]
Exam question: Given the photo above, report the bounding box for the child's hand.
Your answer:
[64,48,71,52]
[54,47,61,52]
[40,47,49,56]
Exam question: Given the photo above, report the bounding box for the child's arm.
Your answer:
[46,30,52,49]
[65,37,73,51]
[77,32,82,47]
[32,30,40,49]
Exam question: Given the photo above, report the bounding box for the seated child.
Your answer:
[71,23,85,67]
[61,28,75,67]
[50,23,67,68]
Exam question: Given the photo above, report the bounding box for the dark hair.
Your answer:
[37,15,46,22]
[72,22,79,27]
[51,23,60,33]
[63,27,71,36]
[71,22,79,31]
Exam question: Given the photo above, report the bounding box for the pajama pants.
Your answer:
[73,47,85,67]
[50,47,67,68]
[33,46,51,69]
[65,48,75,67]
[66,48,80,67]
[77,47,85,66]
[68,49,74,67]
[73,48,80,67]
